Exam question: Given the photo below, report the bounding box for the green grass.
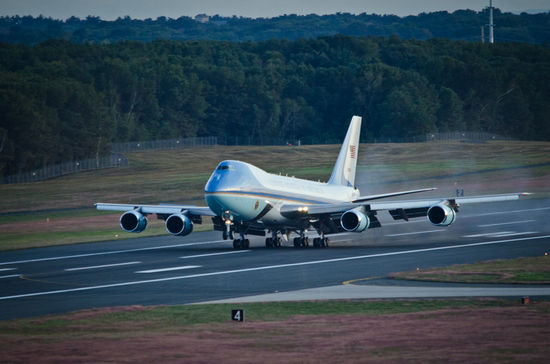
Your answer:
[390,256,550,284]
[0,222,212,250]
[1,141,549,250]
[0,228,163,251]
[0,209,113,224]
[0,299,514,333]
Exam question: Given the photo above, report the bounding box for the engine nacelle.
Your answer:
[166,213,194,236]
[341,209,370,232]
[120,211,148,233]
[427,204,456,226]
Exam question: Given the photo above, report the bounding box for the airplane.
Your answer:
[96,115,527,249]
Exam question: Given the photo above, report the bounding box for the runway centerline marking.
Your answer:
[492,231,538,238]
[464,231,514,238]
[136,265,201,274]
[463,231,537,238]
[478,220,535,228]
[0,240,226,266]
[0,274,21,279]
[1,234,549,301]
[65,261,142,272]
[385,230,445,237]
[465,206,550,218]
[181,250,250,259]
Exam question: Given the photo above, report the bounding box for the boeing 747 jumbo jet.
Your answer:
[96,116,527,249]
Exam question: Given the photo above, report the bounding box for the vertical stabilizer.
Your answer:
[328,115,362,187]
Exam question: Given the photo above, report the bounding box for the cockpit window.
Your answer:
[216,164,235,171]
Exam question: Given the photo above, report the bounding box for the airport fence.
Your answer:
[372,131,511,144]
[2,136,217,184]
[111,136,218,153]
[3,154,128,184]
[2,131,511,184]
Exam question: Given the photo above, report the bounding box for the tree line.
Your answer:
[1,9,550,45]
[1,35,549,177]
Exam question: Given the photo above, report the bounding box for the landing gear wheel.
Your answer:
[313,237,320,248]
[293,237,300,248]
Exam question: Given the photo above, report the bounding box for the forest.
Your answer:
[1,9,550,45]
[1,35,550,177]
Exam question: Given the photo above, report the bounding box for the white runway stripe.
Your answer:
[386,230,445,237]
[136,265,201,274]
[65,261,141,272]
[0,240,226,266]
[478,220,535,227]
[0,274,21,279]
[1,234,549,301]
[181,250,250,259]
[492,231,538,238]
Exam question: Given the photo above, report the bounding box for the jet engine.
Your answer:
[120,211,148,233]
[166,213,194,236]
[341,209,370,232]
[427,204,456,226]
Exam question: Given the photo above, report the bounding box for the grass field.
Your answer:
[2,299,550,362]
[0,141,549,250]
[390,256,550,284]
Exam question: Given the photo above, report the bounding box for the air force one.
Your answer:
[96,116,527,249]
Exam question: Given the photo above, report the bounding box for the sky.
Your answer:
[1,0,549,20]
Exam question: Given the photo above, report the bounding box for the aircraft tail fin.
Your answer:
[328,115,362,188]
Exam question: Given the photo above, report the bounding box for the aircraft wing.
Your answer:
[95,203,216,217]
[280,192,529,219]
[352,188,437,202]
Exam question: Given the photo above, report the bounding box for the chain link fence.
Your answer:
[2,132,511,184]
[111,136,218,153]
[3,154,128,184]
[3,136,218,184]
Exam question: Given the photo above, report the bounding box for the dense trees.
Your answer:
[1,10,550,45]
[1,36,549,177]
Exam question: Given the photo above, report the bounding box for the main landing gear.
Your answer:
[233,238,250,250]
[293,231,329,248]
[265,232,282,248]
[312,236,329,248]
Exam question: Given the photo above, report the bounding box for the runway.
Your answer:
[1,198,549,320]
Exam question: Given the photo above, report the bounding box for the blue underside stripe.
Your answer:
[204,190,333,205]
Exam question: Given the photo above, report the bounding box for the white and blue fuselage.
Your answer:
[205,160,359,227]
[96,114,526,249]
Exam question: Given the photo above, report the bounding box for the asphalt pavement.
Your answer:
[1,198,549,320]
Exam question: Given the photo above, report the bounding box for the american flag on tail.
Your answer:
[349,145,356,159]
